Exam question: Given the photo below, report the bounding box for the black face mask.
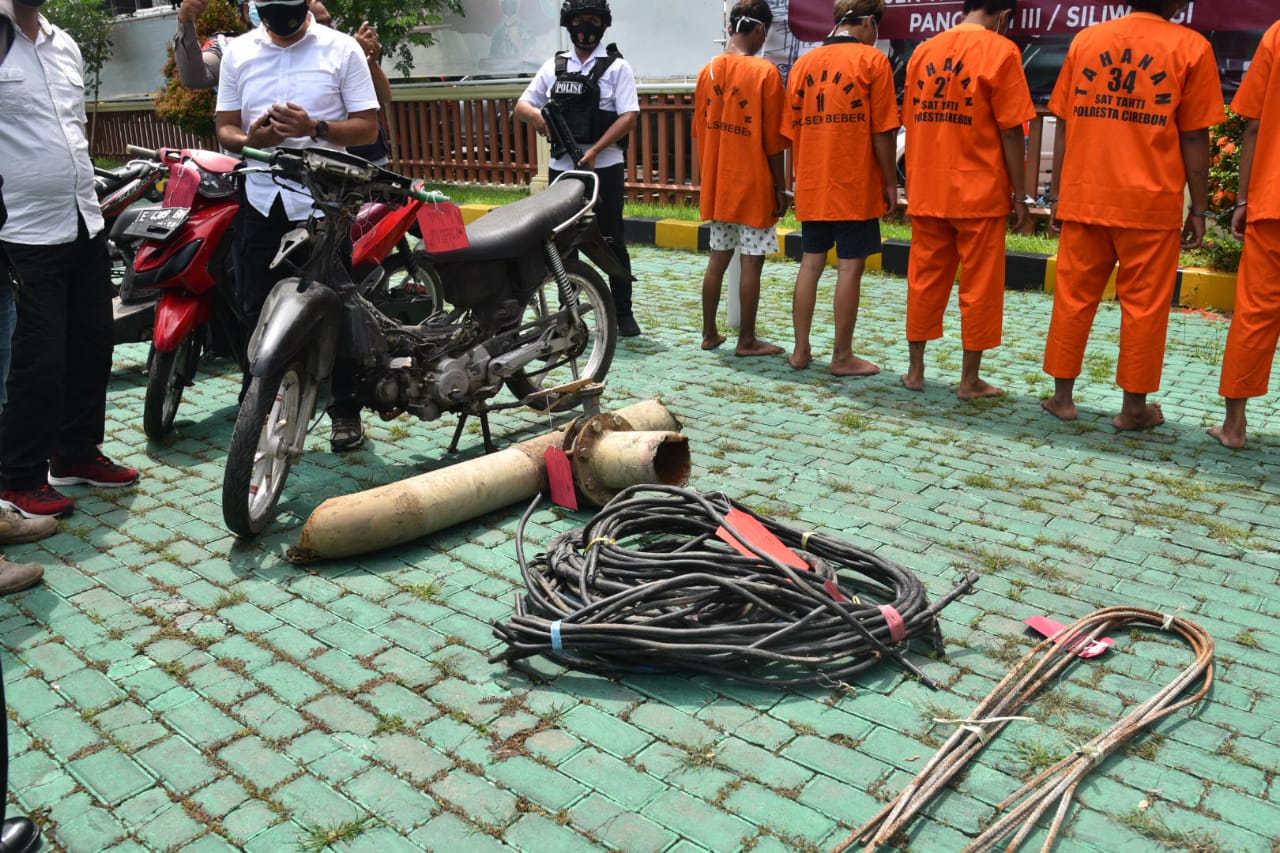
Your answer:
[568,21,604,49]
[256,0,308,37]
[15,0,49,7]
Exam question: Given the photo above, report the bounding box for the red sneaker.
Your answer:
[0,485,75,518]
[48,455,140,488]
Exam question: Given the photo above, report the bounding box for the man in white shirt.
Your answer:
[215,0,378,450]
[515,0,642,337]
[0,0,140,533]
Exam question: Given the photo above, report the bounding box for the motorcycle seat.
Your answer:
[422,177,587,264]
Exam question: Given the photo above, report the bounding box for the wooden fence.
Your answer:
[90,93,1051,208]
[90,90,705,204]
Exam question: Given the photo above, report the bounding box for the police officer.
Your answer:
[515,0,642,337]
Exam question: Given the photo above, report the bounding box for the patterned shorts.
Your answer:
[708,221,779,256]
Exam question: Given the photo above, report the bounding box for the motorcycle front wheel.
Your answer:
[222,360,313,538]
[506,258,617,411]
[142,333,202,439]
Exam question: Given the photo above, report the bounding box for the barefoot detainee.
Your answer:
[783,0,897,376]
[901,0,1035,399]
[694,0,788,357]
[1212,19,1280,449]
[1041,0,1223,430]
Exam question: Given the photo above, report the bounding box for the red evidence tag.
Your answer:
[545,446,578,510]
[1024,615,1114,658]
[716,508,807,570]
[417,202,469,253]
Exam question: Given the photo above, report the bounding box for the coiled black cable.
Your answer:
[490,485,978,688]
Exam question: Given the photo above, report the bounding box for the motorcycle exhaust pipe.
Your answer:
[290,400,688,562]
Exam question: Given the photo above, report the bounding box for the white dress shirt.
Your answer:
[520,42,640,172]
[0,16,103,245]
[215,19,379,220]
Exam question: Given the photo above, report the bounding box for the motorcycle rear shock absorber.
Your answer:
[544,242,580,317]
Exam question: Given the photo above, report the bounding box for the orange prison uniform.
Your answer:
[1220,21,1280,400]
[1043,12,1223,393]
[904,23,1036,350]
[694,53,789,230]
[783,37,898,222]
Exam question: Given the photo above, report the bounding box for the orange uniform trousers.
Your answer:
[1043,222,1182,394]
[1220,220,1280,399]
[906,215,1006,351]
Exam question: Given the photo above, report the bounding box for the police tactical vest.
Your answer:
[550,44,627,151]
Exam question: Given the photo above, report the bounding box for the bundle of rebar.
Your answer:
[834,606,1215,853]
[490,485,978,688]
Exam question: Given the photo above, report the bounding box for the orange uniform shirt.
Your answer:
[1231,21,1280,224]
[783,38,899,222]
[904,23,1036,219]
[694,53,789,229]
[1049,12,1224,230]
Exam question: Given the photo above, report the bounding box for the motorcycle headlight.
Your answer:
[198,167,239,199]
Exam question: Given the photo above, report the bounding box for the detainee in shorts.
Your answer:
[800,219,882,260]
[710,221,780,256]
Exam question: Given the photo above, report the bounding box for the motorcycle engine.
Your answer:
[372,345,496,422]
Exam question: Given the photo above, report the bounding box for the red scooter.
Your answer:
[95,157,167,344]
[126,144,442,439]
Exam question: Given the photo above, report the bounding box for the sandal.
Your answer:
[329,416,365,452]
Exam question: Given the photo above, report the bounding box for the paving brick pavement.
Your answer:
[2,245,1279,852]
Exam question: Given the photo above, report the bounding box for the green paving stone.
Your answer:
[568,793,676,852]
[241,819,308,853]
[4,676,66,721]
[69,748,155,805]
[275,773,363,824]
[503,812,599,853]
[218,736,300,789]
[560,747,663,810]
[186,661,258,704]
[373,733,453,784]
[253,661,327,705]
[342,765,438,831]
[409,811,510,852]
[8,749,79,812]
[260,623,328,661]
[365,681,438,725]
[310,649,380,692]
[161,696,244,748]
[639,788,754,851]
[137,735,220,794]
[559,703,651,758]
[725,781,837,844]
[313,620,390,658]
[47,791,128,853]
[303,694,379,737]
[26,707,100,760]
[191,776,252,819]
[429,769,519,827]
[21,641,86,680]
[486,755,588,813]
[180,833,245,853]
[130,795,205,850]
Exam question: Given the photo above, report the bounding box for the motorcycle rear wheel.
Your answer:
[222,359,313,538]
[371,248,445,326]
[506,258,616,411]
[143,334,201,439]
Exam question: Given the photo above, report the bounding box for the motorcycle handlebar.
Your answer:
[240,146,449,205]
[126,144,160,160]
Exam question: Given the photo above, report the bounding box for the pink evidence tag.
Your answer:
[545,446,578,510]
[417,202,469,253]
[715,508,808,570]
[1024,615,1114,658]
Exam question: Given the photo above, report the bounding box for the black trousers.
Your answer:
[0,217,113,490]
[550,162,634,318]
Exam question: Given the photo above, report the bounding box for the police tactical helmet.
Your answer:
[560,0,612,28]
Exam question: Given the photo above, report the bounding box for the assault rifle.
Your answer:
[541,101,589,170]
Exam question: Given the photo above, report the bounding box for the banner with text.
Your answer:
[776,0,1274,99]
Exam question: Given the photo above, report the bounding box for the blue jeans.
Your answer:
[0,287,13,413]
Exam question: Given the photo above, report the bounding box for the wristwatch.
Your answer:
[311,120,330,141]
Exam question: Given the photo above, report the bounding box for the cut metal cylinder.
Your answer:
[292,400,686,561]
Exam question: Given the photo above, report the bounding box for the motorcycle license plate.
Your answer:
[123,206,190,241]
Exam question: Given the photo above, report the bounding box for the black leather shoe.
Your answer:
[0,817,42,853]
[617,315,641,337]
